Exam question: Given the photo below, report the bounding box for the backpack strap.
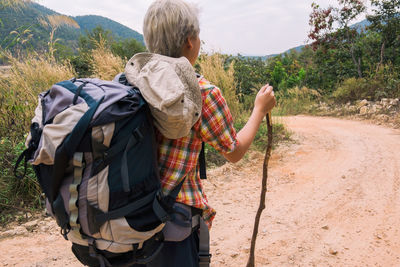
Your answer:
[14,122,42,179]
[191,215,211,267]
[51,81,104,206]
[198,218,211,267]
[199,142,207,180]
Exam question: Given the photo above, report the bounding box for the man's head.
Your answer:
[143,0,200,64]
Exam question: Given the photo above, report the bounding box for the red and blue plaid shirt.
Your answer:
[156,76,238,228]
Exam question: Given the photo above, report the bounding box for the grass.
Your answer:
[0,138,42,226]
[0,51,75,224]
[90,37,125,80]
[0,52,75,143]
[274,86,321,116]
[198,53,242,121]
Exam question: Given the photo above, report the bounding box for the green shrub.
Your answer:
[332,64,400,103]
[332,77,390,103]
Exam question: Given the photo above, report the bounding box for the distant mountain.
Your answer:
[0,2,144,51]
[74,15,144,44]
[254,19,369,60]
[283,45,305,54]
[351,19,371,32]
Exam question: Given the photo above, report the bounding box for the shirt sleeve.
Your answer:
[195,86,238,154]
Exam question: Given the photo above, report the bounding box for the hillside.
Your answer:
[74,15,144,44]
[0,2,144,52]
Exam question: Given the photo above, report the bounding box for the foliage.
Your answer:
[198,53,241,120]
[332,64,400,102]
[233,55,269,96]
[204,143,227,168]
[38,14,80,58]
[111,38,146,60]
[0,137,42,225]
[275,86,321,115]
[367,0,400,68]
[0,52,75,143]
[89,37,125,80]
[303,0,400,100]
[72,26,145,77]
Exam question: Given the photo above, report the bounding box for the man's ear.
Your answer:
[184,37,194,49]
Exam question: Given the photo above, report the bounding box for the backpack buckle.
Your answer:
[199,253,212,263]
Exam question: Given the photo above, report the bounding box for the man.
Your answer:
[132,0,276,265]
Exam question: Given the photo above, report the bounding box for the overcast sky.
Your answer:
[37,0,368,56]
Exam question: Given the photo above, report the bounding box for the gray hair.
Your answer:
[143,0,200,58]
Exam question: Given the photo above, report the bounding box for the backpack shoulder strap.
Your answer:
[199,142,207,180]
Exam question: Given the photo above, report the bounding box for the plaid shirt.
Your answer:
[156,76,238,228]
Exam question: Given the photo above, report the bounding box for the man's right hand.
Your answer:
[254,84,276,117]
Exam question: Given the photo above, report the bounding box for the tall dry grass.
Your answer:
[90,38,125,80]
[198,53,241,120]
[0,52,75,142]
[275,86,321,115]
[38,15,80,58]
[0,51,75,223]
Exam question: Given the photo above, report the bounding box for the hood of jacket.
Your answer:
[124,52,202,139]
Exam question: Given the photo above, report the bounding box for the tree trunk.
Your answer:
[350,45,363,78]
[376,41,385,72]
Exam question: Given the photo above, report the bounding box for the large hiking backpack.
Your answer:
[14,75,205,266]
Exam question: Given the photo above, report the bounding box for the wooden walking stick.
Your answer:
[246,112,273,267]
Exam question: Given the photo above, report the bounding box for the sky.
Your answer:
[36,0,369,56]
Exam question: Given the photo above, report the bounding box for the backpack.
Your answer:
[14,74,209,266]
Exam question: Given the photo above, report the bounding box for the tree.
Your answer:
[111,38,146,60]
[270,60,287,91]
[78,26,114,53]
[308,0,366,78]
[367,0,400,70]
[233,56,269,97]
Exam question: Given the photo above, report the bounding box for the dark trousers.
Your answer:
[72,231,199,267]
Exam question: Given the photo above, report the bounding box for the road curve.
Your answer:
[207,115,400,266]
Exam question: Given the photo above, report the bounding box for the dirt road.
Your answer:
[1,116,399,266]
